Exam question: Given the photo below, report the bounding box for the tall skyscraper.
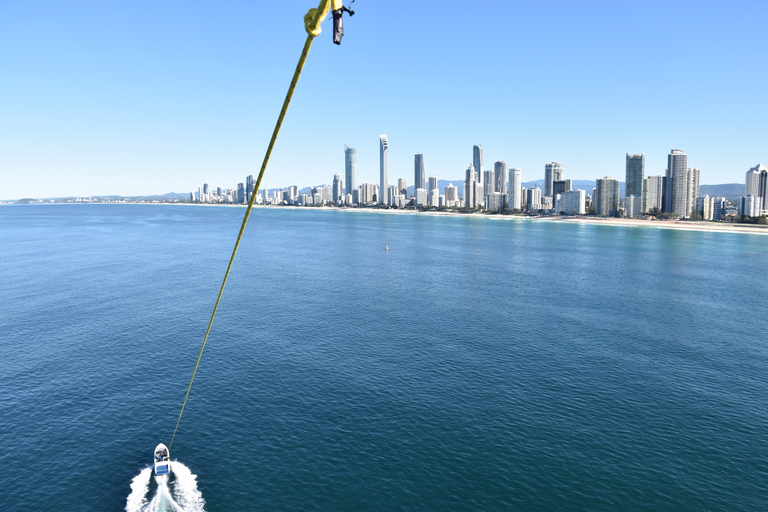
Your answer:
[625,153,645,201]
[595,177,620,216]
[508,168,522,210]
[245,176,254,202]
[332,173,343,203]
[344,145,357,196]
[414,153,426,191]
[494,161,507,195]
[379,135,389,204]
[646,175,664,213]
[687,168,700,218]
[544,162,565,198]
[757,164,768,212]
[666,149,689,217]
[483,169,495,195]
[473,145,484,182]
[745,167,761,196]
[465,164,476,208]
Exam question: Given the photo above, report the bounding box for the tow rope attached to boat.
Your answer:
[168,0,355,451]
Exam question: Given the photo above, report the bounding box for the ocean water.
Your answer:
[1,204,766,511]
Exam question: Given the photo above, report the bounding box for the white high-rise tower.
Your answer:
[379,135,389,204]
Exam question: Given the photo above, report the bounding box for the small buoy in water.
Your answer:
[386,245,389,251]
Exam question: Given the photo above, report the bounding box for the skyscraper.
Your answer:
[473,145,484,182]
[646,175,664,213]
[625,153,645,202]
[245,175,254,202]
[414,153,426,191]
[379,135,389,204]
[687,168,700,218]
[508,168,522,210]
[344,145,357,196]
[595,177,620,216]
[494,161,507,195]
[544,162,564,198]
[428,175,438,195]
[465,164,476,208]
[666,149,689,217]
[332,173,343,203]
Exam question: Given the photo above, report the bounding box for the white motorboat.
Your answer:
[153,443,171,476]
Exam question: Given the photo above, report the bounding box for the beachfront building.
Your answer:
[379,135,389,204]
[626,153,645,210]
[495,161,507,195]
[473,145,484,182]
[595,177,620,217]
[696,195,714,220]
[544,162,565,199]
[508,168,522,210]
[345,145,357,195]
[414,154,426,191]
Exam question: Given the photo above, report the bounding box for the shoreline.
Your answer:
[6,201,768,235]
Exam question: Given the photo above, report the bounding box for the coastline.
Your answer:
[254,205,768,236]
[7,201,767,235]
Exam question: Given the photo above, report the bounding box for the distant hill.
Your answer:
[699,183,743,201]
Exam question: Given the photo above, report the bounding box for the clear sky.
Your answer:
[1,0,766,199]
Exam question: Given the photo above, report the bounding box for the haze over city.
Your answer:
[1,0,766,199]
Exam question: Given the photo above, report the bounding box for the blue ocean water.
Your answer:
[0,204,766,511]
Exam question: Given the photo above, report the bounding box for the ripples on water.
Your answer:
[0,205,766,511]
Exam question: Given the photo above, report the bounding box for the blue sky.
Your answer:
[1,0,766,199]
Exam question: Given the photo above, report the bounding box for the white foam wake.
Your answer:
[125,461,206,512]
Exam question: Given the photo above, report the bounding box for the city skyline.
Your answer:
[1,1,766,199]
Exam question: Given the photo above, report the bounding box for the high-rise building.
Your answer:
[526,187,542,212]
[415,188,428,206]
[483,169,495,195]
[361,182,376,204]
[397,178,407,197]
[687,168,700,218]
[559,189,586,215]
[473,145,484,182]
[414,154,426,191]
[379,135,389,204]
[486,192,503,211]
[745,167,761,196]
[553,179,571,197]
[344,145,357,195]
[465,164,476,208]
[508,168,522,210]
[625,195,642,217]
[696,195,714,220]
[245,176,254,202]
[757,164,768,213]
[595,177,620,217]
[626,153,645,206]
[666,149,689,217]
[236,183,245,204]
[739,195,763,217]
[428,175,438,195]
[544,162,565,198]
[646,175,664,213]
[332,173,343,203]
[444,183,458,204]
[494,161,507,195]
[713,197,728,220]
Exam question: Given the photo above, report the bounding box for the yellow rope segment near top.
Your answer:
[169,0,342,450]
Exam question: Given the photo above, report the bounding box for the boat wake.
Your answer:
[125,462,205,512]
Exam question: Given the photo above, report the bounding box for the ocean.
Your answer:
[1,204,766,511]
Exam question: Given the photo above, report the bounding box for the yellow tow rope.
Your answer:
[169,0,340,451]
